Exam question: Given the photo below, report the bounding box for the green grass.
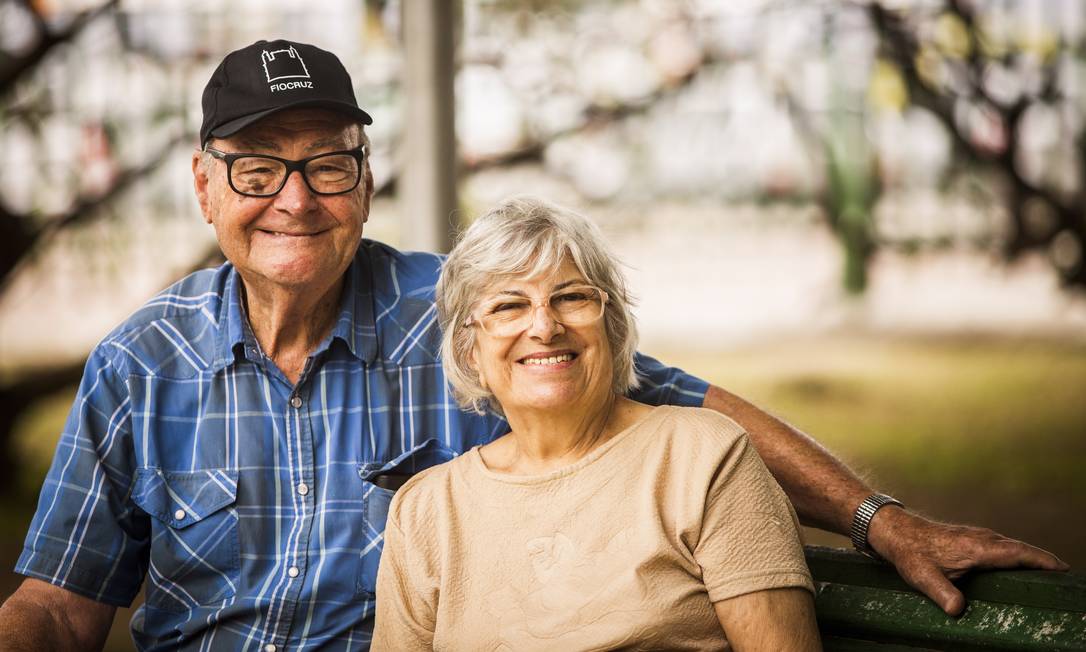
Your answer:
[655,335,1086,493]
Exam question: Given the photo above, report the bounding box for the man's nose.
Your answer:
[525,304,564,341]
[273,170,316,213]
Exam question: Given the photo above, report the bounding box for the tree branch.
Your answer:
[0,0,120,96]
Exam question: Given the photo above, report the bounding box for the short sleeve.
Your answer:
[694,433,814,602]
[15,345,148,606]
[372,492,439,651]
[629,352,708,407]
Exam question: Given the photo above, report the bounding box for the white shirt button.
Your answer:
[290,395,302,408]
[263,645,276,652]
[287,566,300,578]
[174,509,186,520]
[297,483,309,496]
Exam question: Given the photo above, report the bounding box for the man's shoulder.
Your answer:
[95,264,231,375]
[359,240,446,364]
[360,239,445,299]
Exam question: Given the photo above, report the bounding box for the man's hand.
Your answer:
[0,578,115,651]
[867,506,1070,616]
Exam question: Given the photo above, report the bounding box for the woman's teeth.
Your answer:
[523,353,574,365]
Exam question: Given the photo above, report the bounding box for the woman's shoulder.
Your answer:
[653,405,749,446]
[633,405,754,471]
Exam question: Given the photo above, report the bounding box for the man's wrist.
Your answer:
[850,493,904,560]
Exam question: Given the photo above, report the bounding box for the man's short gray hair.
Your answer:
[436,196,640,415]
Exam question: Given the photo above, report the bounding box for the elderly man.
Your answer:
[0,40,1066,651]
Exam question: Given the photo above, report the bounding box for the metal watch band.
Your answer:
[850,493,904,560]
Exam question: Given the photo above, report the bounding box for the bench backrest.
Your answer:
[805,546,1086,651]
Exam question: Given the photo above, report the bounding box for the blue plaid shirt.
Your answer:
[16,239,708,650]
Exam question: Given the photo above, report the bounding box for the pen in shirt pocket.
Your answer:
[369,471,414,491]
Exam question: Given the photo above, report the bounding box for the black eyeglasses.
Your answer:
[205,145,366,197]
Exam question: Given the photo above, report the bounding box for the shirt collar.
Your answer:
[211,252,378,372]
[331,252,378,365]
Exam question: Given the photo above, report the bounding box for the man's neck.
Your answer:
[241,274,345,385]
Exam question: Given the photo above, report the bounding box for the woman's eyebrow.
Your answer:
[553,279,587,290]
[486,279,588,298]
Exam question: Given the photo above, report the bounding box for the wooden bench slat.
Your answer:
[805,546,1086,611]
[815,583,1086,651]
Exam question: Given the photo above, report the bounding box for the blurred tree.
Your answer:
[0,0,188,491]
[868,0,1086,288]
[472,0,1086,294]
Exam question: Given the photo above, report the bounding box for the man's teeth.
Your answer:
[523,354,573,365]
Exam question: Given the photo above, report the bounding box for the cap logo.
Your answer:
[261,46,313,92]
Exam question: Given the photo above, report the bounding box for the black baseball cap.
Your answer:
[200,39,373,147]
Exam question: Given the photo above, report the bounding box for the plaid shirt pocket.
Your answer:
[357,438,456,597]
[132,468,241,612]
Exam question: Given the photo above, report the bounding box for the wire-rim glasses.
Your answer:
[469,285,609,337]
[204,145,366,197]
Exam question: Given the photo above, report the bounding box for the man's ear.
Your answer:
[361,164,374,224]
[192,151,214,225]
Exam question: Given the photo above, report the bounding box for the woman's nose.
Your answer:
[525,304,564,340]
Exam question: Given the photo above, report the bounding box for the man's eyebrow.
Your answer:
[309,135,354,150]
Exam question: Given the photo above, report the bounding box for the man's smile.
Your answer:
[255,228,328,238]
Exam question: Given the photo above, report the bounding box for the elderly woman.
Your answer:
[373,197,819,650]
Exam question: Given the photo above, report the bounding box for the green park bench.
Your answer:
[805,546,1086,650]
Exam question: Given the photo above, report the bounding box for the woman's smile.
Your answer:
[517,351,578,367]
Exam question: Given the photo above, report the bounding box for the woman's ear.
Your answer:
[468,345,488,390]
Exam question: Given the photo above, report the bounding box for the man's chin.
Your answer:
[240,262,343,294]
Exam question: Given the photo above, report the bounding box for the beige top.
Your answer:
[372,405,813,651]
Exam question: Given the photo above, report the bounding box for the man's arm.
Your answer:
[702,384,1069,616]
[0,579,115,651]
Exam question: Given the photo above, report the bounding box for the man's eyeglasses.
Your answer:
[469,285,609,338]
[205,145,366,197]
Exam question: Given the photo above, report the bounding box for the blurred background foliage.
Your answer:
[0,0,1084,648]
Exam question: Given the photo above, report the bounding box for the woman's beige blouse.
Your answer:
[372,405,814,651]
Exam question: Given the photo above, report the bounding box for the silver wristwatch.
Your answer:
[850,493,903,560]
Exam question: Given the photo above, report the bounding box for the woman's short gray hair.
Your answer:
[436,196,640,415]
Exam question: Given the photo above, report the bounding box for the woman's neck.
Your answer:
[241,275,344,384]
[484,396,651,475]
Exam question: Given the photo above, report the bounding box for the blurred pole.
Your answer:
[401,0,458,253]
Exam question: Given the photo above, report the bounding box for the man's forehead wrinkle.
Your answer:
[229,135,281,152]
[231,121,356,154]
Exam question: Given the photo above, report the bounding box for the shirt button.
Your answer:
[287,566,300,578]
[263,645,276,652]
[174,509,186,520]
[290,395,302,408]
[297,483,309,496]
